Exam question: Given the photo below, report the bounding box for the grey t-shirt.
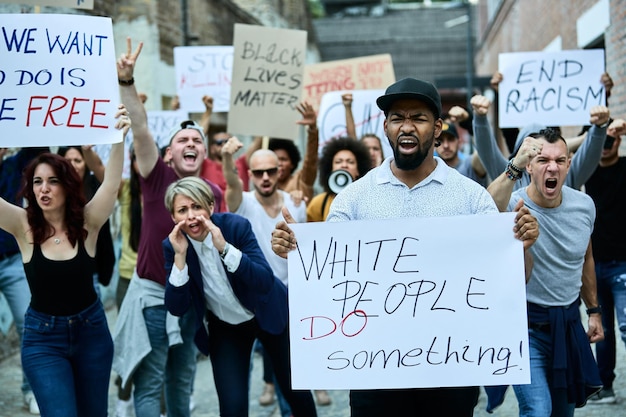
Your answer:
[508,186,595,307]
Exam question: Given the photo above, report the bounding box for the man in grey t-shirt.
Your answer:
[488,127,604,415]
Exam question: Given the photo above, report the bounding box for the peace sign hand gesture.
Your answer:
[117,37,144,81]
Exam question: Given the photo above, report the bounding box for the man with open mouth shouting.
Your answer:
[487,127,604,416]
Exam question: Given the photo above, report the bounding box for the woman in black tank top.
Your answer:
[0,106,130,417]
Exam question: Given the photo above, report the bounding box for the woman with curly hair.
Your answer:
[307,136,371,222]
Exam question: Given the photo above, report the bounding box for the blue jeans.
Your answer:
[208,312,316,417]
[594,260,626,389]
[21,299,113,417]
[0,252,34,394]
[132,305,197,417]
[513,329,575,417]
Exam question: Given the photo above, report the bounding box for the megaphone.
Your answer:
[328,169,353,194]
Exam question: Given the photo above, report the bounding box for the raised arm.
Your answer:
[85,105,130,231]
[342,93,357,139]
[0,193,27,244]
[471,95,509,180]
[487,137,542,211]
[199,95,213,138]
[222,136,244,212]
[295,101,319,202]
[566,106,609,189]
[117,37,158,178]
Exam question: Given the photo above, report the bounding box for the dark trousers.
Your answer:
[207,311,317,417]
[350,386,479,417]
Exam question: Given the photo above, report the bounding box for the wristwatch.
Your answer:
[586,306,602,315]
[219,243,230,259]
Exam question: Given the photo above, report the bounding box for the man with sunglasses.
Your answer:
[584,118,626,405]
[222,138,306,287]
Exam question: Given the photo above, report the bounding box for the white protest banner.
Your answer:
[174,46,233,113]
[95,110,188,178]
[498,49,606,128]
[0,14,120,147]
[228,24,306,140]
[303,54,395,111]
[0,0,94,9]
[317,89,391,159]
[288,213,530,389]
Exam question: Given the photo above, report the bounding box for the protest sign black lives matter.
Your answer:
[287,213,530,390]
[0,13,120,147]
[227,24,307,140]
[498,49,606,128]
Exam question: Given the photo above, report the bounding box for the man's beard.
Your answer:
[254,182,277,197]
[391,133,435,171]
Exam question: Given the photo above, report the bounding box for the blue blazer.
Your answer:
[163,212,289,356]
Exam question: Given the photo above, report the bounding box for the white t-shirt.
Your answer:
[235,190,306,285]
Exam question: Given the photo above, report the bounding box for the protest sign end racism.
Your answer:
[498,49,606,128]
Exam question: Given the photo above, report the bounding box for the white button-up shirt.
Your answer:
[168,235,253,324]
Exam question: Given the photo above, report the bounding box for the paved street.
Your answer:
[0,306,625,417]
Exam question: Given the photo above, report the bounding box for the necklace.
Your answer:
[54,238,60,245]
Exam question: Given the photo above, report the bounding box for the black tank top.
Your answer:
[23,241,97,316]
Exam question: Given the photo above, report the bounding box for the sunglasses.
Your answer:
[251,167,279,178]
[213,139,227,146]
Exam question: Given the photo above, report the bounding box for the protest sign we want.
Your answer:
[1,14,120,147]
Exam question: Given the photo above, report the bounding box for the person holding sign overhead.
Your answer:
[471,73,612,192]
[112,38,223,417]
[270,77,539,416]
[0,106,130,417]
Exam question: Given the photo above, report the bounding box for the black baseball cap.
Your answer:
[376,78,442,119]
[440,122,458,139]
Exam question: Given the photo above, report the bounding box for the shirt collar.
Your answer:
[376,155,450,188]
[189,233,215,253]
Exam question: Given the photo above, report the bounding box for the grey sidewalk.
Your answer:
[0,306,625,416]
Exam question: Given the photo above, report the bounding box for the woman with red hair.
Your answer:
[0,105,130,417]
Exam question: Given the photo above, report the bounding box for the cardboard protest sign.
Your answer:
[0,13,121,147]
[0,0,94,9]
[303,54,395,110]
[317,89,391,159]
[288,213,530,389]
[227,24,307,140]
[174,46,233,113]
[498,49,606,128]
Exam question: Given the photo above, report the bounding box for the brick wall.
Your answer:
[474,0,625,137]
